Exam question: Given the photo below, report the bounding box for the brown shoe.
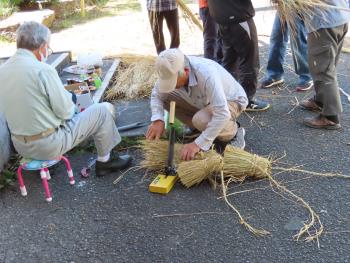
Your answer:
[303,115,341,130]
[300,98,322,112]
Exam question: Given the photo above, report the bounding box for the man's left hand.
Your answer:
[181,142,200,161]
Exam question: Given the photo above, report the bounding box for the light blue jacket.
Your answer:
[305,0,350,33]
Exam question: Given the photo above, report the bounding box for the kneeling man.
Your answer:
[0,22,131,177]
[146,48,248,160]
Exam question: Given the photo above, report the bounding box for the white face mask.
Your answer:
[39,47,49,62]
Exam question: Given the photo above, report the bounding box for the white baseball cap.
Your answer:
[155,48,185,93]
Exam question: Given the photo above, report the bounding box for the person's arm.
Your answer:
[194,75,231,151]
[146,81,166,140]
[38,66,75,120]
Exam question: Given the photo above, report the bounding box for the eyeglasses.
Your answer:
[47,46,53,56]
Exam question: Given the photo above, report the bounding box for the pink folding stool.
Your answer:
[17,156,75,202]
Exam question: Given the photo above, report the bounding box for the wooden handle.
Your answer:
[169,101,176,124]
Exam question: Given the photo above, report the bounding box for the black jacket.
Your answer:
[207,0,255,25]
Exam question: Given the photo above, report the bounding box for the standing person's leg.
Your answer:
[291,16,313,91]
[237,19,270,111]
[164,9,180,49]
[148,11,166,54]
[303,25,348,129]
[261,12,288,88]
[216,29,223,64]
[219,25,239,80]
[199,7,218,60]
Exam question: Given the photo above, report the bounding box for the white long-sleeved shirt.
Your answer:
[151,56,248,151]
[0,49,74,136]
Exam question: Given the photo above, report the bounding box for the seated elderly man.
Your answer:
[146,48,248,160]
[0,21,131,177]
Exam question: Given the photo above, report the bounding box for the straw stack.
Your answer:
[105,55,156,101]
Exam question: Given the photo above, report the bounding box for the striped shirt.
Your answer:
[147,0,177,12]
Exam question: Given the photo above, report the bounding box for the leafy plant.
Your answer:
[0,170,16,190]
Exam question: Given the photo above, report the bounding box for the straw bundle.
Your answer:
[105,55,156,101]
[271,0,321,36]
[140,140,183,171]
[141,140,271,186]
[223,145,272,183]
[176,0,203,32]
[177,151,223,188]
[271,0,350,37]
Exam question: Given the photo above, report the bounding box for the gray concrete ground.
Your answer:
[1,39,350,263]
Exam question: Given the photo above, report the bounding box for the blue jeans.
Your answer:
[266,13,311,85]
[199,7,222,63]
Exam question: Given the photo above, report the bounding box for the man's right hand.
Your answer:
[146,120,165,140]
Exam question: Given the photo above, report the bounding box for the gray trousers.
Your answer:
[308,23,348,117]
[12,103,121,160]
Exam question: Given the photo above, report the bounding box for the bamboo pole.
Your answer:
[80,0,86,17]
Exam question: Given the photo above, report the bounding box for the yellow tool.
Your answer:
[149,101,178,194]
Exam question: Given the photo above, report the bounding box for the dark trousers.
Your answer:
[308,23,348,118]
[148,9,180,54]
[219,18,259,100]
[199,7,223,63]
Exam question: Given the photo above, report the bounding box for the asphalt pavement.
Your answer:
[1,22,350,263]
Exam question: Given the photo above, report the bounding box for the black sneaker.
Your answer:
[213,139,229,155]
[259,78,284,89]
[95,153,132,177]
[246,99,270,112]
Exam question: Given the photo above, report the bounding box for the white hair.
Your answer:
[16,21,51,50]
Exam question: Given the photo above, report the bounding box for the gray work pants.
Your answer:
[308,23,348,117]
[12,103,121,160]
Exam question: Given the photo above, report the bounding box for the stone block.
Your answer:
[0,9,55,41]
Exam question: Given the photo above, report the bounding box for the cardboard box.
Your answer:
[64,83,93,112]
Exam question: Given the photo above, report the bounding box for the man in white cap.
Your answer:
[146,48,248,160]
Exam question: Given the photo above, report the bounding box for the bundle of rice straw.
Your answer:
[140,140,345,242]
[176,0,203,32]
[140,140,183,171]
[105,55,156,101]
[223,145,272,183]
[177,151,223,187]
[140,140,271,186]
[271,0,350,37]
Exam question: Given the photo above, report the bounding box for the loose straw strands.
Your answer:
[140,140,349,242]
[220,171,271,237]
[105,55,156,101]
[176,0,203,32]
